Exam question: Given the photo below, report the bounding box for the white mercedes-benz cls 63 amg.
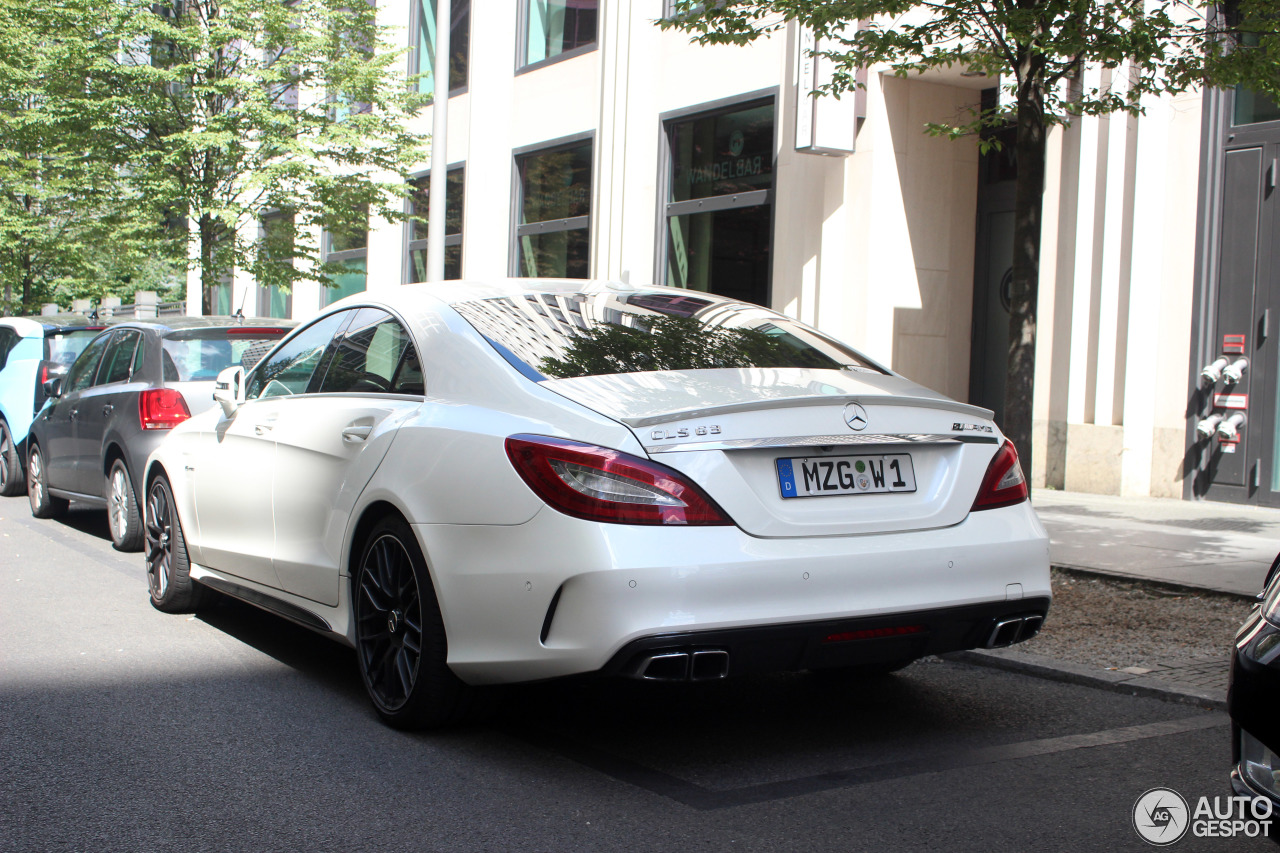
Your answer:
[143,280,1050,729]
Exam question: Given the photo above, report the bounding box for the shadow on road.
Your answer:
[52,505,113,543]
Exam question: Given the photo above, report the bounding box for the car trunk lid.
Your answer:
[544,368,1003,537]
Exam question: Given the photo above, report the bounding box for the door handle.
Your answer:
[69,408,78,420]
[254,423,274,435]
[341,425,372,443]
[102,405,113,417]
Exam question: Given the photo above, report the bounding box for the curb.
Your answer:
[1049,563,1261,603]
[947,648,1227,712]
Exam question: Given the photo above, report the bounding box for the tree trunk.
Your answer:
[199,213,216,316]
[1004,60,1049,491]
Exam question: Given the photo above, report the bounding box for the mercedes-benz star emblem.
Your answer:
[844,402,869,432]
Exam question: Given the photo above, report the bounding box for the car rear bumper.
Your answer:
[414,500,1051,685]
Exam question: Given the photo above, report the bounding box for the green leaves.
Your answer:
[0,0,425,314]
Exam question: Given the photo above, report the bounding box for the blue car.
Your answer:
[0,315,117,496]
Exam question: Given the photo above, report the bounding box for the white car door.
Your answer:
[192,310,351,588]
[270,308,423,607]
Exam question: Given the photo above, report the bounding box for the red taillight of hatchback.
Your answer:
[971,440,1029,511]
[139,388,192,430]
[505,434,732,526]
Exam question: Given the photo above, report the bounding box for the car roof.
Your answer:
[322,279,741,321]
[107,316,297,334]
[0,314,121,336]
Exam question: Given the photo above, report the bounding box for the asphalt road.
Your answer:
[0,496,1269,852]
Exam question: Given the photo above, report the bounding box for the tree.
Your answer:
[0,0,182,314]
[97,0,426,315]
[661,0,1280,484]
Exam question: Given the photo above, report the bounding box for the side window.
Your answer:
[98,331,141,386]
[246,311,349,400]
[0,328,18,371]
[65,334,110,394]
[317,309,422,395]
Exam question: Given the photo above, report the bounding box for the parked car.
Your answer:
[0,314,121,497]
[143,280,1051,729]
[1229,554,1280,814]
[26,317,294,551]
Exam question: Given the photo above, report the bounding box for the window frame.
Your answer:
[257,210,295,320]
[510,132,595,278]
[322,208,370,307]
[515,0,599,74]
[407,0,471,101]
[656,90,779,307]
[404,164,466,283]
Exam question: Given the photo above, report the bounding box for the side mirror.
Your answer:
[213,365,246,418]
[42,376,63,399]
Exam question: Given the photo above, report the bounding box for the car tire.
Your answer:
[106,459,144,552]
[26,443,67,519]
[354,516,471,730]
[145,473,204,613]
[0,420,24,497]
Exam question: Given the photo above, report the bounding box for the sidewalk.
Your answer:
[957,488,1280,709]
[1032,488,1280,597]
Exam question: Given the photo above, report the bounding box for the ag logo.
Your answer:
[843,402,869,432]
[1133,787,1189,846]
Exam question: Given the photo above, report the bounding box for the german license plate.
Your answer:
[776,454,917,498]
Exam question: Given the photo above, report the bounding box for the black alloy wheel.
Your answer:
[354,516,469,729]
[0,420,23,497]
[145,474,202,612]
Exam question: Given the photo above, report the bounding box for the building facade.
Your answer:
[198,0,1269,505]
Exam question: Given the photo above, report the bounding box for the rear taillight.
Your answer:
[139,388,192,430]
[971,440,1029,511]
[505,434,732,526]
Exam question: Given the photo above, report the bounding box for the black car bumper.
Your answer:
[601,597,1051,681]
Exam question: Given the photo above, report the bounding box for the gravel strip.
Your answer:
[1008,569,1255,672]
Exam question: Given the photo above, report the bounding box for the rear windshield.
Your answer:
[162,328,288,382]
[453,291,884,381]
[44,329,103,369]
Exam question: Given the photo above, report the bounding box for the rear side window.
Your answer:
[98,331,141,385]
[162,327,290,382]
[317,309,422,395]
[0,328,19,371]
[452,290,884,381]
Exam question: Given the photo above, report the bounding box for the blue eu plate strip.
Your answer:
[776,458,797,498]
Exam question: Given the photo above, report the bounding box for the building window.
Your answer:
[407,166,465,281]
[323,206,369,306]
[663,98,774,307]
[519,0,597,70]
[257,212,294,319]
[410,0,469,101]
[514,139,592,278]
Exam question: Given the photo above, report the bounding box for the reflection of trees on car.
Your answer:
[540,316,841,378]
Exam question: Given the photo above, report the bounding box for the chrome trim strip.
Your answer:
[646,433,998,454]
[618,394,995,428]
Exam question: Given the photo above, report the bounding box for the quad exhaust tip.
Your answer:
[985,615,1044,649]
[637,649,729,681]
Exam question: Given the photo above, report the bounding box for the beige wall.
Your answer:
[1031,63,1203,496]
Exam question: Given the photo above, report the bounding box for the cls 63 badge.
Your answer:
[651,425,721,441]
[952,422,994,434]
